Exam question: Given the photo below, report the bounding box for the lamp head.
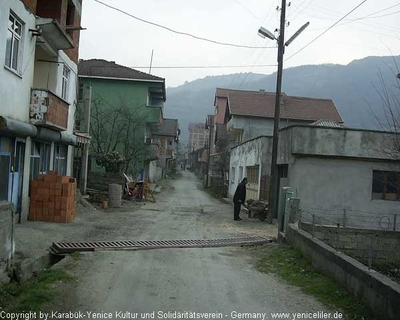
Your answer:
[257,27,275,41]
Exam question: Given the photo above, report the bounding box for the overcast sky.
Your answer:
[79,0,400,88]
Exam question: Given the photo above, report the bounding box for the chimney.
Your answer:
[259,89,265,94]
[280,93,284,105]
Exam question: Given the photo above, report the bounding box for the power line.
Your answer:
[132,64,277,69]
[229,0,279,88]
[233,0,262,21]
[339,3,400,26]
[290,0,316,23]
[285,0,367,62]
[293,3,400,33]
[356,3,400,19]
[356,9,400,19]
[93,0,275,49]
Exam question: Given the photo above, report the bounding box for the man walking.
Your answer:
[233,177,247,221]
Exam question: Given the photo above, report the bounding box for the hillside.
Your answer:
[164,55,400,142]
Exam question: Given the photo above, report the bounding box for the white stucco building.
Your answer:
[229,124,400,230]
[0,0,83,222]
[278,125,400,230]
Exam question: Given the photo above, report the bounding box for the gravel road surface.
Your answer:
[52,171,332,319]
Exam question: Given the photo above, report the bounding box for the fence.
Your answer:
[298,207,400,271]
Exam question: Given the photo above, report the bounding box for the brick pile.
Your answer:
[29,171,76,223]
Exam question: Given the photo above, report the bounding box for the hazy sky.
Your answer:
[79,0,400,88]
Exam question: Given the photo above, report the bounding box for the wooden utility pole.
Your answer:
[267,0,286,223]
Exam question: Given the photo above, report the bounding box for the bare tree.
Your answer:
[90,94,154,174]
[369,59,400,159]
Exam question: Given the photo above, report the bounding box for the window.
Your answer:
[238,166,243,182]
[5,12,22,73]
[30,141,51,180]
[62,65,70,100]
[372,170,400,201]
[231,167,236,184]
[54,145,67,175]
[147,87,164,107]
[66,1,76,37]
[246,166,259,184]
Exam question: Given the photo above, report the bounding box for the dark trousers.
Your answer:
[234,202,241,220]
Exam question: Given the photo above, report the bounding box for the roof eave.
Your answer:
[78,75,165,83]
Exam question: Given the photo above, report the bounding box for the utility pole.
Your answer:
[80,85,92,195]
[267,0,286,223]
[205,120,213,187]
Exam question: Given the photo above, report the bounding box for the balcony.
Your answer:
[30,89,69,131]
[34,18,74,57]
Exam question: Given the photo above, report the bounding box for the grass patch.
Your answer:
[69,251,82,261]
[203,186,227,203]
[254,243,376,320]
[0,269,73,312]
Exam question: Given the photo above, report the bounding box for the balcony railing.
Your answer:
[29,89,69,131]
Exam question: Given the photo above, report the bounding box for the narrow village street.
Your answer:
[52,171,331,318]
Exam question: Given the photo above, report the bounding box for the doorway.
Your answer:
[12,140,25,222]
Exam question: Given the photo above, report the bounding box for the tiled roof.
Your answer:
[154,118,178,136]
[217,88,343,122]
[78,59,165,82]
[311,119,345,128]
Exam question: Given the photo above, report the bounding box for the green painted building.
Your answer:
[78,59,166,179]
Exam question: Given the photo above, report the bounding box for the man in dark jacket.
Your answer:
[233,177,247,221]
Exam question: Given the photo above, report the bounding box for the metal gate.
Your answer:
[246,165,259,200]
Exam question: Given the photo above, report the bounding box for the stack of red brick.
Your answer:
[29,171,77,223]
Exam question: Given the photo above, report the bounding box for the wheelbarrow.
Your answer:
[244,199,269,221]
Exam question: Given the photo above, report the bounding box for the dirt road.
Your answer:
[54,171,331,318]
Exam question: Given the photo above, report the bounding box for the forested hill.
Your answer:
[164,55,400,142]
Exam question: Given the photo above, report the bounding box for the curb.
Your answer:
[11,250,61,283]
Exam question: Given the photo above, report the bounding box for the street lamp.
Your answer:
[257,27,276,41]
[258,0,309,224]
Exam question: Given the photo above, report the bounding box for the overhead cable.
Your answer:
[132,64,278,69]
[285,0,367,62]
[93,0,276,49]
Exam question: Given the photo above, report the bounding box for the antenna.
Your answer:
[149,49,154,74]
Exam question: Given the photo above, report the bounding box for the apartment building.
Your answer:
[188,122,208,151]
[0,0,84,222]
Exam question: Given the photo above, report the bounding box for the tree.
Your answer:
[369,58,400,159]
[90,94,154,174]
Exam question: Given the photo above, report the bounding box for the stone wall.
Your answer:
[300,222,400,266]
[87,172,125,191]
[0,202,14,283]
[286,224,400,320]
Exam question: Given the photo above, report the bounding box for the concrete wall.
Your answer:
[227,116,274,142]
[229,136,272,198]
[228,117,311,143]
[148,160,158,183]
[213,96,227,151]
[279,125,400,161]
[0,202,14,283]
[300,223,400,266]
[286,224,400,320]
